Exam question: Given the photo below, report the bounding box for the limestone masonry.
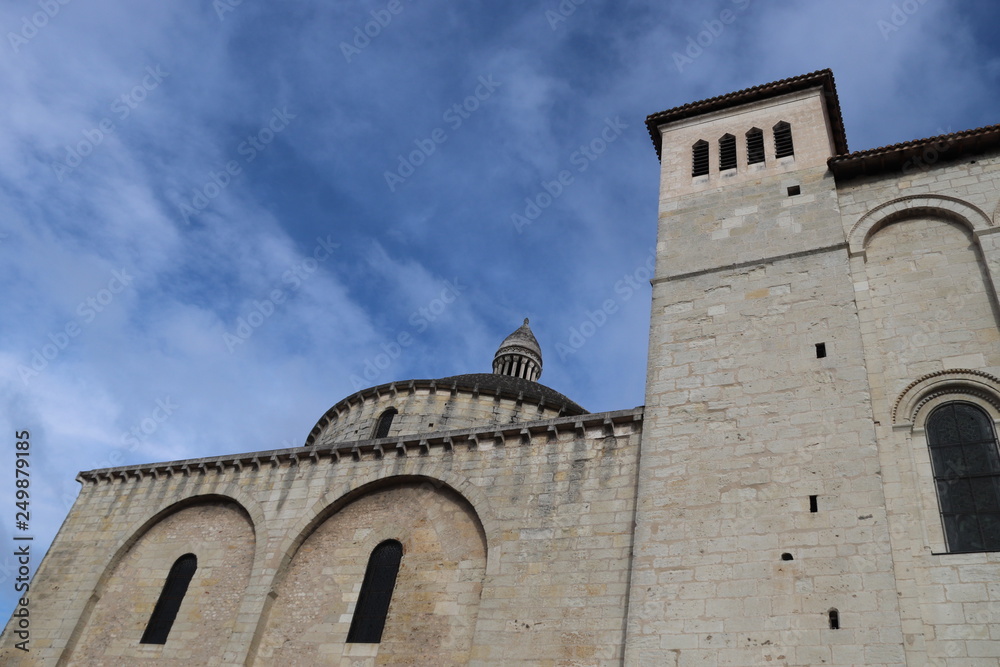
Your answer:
[4,69,1000,665]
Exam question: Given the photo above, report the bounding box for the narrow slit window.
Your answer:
[774,121,794,158]
[809,495,818,513]
[692,140,709,177]
[373,408,397,439]
[828,609,840,629]
[815,343,826,358]
[140,553,197,645]
[746,128,765,164]
[719,134,737,171]
[347,540,403,643]
[926,402,1000,552]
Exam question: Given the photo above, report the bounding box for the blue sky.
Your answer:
[1,0,999,623]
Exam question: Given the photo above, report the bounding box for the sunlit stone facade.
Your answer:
[4,70,1000,666]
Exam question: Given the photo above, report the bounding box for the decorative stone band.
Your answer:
[891,369,1000,426]
[76,408,643,485]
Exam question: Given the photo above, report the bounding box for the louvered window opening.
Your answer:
[719,134,737,171]
[347,540,403,643]
[373,408,396,439]
[691,141,709,177]
[774,121,794,158]
[927,403,1000,552]
[140,553,197,645]
[746,128,765,164]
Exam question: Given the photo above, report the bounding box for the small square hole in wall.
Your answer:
[787,185,801,196]
[815,343,826,358]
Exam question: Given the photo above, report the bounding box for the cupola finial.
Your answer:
[492,319,542,382]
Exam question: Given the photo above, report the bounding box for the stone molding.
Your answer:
[891,368,1000,425]
[76,408,644,485]
[848,194,993,257]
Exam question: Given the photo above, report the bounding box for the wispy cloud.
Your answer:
[1,0,998,623]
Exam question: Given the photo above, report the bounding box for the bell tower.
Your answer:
[625,71,904,663]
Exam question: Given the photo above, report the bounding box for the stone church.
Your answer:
[4,69,1000,665]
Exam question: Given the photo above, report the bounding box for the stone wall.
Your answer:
[839,154,1000,665]
[0,408,642,666]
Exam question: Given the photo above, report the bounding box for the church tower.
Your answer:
[625,71,906,663]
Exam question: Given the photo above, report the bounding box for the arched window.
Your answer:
[347,540,403,643]
[719,134,736,171]
[691,140,709,177]
[140,553,197,645]
[746,128,765,164]
[373,408,397,439]
[773,121,794,158]
[927,402,1000,552]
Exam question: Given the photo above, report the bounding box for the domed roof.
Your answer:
[437,373,585,415]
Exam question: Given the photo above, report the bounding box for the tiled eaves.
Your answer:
[305,377,586,447]
[828,123,1000,181]
[645,69,849,160]
[76,408,644,485]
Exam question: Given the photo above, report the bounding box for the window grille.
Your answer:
[373,408,397,439]
[773,121,794,158]
[140,553,197,645]
[927,402,1000,552]
[746,128,765,164]
[719,134,737,171]
[347,540,403,643]
[691,140,709,177]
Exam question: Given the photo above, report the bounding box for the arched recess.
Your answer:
[847,194,993,258]
[893,369,1000,426]
[60,492,260,665]
[249,474,489,666]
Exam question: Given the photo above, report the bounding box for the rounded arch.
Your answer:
[268,467,495,591]
[250,470,490,665]
[848,194,993,257]
[893,369,1000,426]
[60,489,262,664]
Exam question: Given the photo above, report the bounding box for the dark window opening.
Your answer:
[787,185,801,196]
[373,408,397,439]
[809,495,819,512]
[692,140,709,177]
[347,540,403,643]
[815,343,826,358]
[746,128,765,165]
[828,609,840,629]
[774,121,794,158]
[719,134,737,171]
[140,553,197,645]
[927,402,1000,552]
[780,552,793,561]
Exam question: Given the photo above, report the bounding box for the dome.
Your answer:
[492,318,543,382]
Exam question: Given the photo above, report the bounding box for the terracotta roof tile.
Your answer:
[645,69,849,159]
[828,123,1000,180]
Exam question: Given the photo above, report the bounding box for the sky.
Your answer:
[1,0,999,624]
